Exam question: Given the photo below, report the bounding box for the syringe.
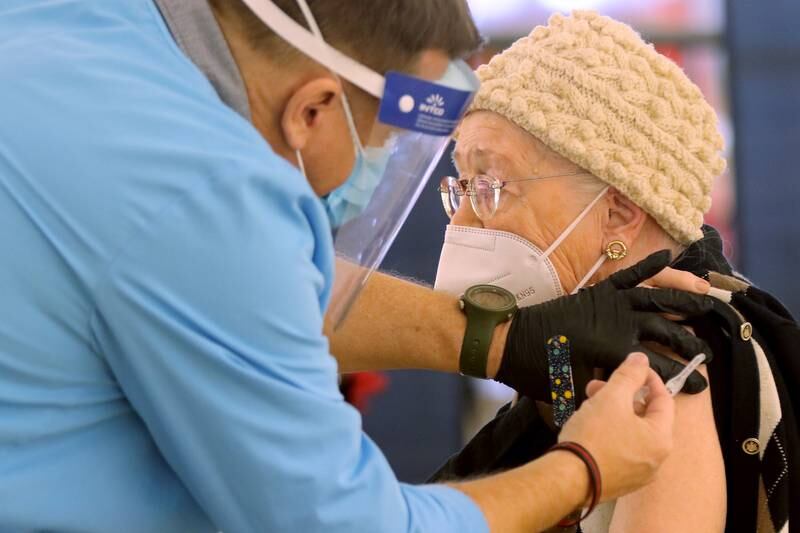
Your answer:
[634,353,708,405]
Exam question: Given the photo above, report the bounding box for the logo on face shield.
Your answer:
[398,95,415,113]
[419,94,446,117]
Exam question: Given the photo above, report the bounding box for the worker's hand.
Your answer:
[558,352,675,502]
[494,250,714,402]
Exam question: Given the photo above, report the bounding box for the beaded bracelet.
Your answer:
[548,441,602,527]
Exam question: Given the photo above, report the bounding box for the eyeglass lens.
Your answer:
[439,176,500,220]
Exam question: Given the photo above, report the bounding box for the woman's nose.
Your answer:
[450,197,484,228]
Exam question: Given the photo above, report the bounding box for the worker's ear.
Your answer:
[281,77,344,151]
[602,189,648,246]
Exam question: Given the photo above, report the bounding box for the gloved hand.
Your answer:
[495,250,714,402]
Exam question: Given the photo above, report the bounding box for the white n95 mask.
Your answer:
[434,187,609,306]
[435,226,563,306]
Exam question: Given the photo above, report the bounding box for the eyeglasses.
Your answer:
[438,171,590,220]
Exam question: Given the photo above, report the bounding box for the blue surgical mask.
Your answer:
[322,144,391,228]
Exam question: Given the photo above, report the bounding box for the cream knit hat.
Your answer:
[469,11,726,244]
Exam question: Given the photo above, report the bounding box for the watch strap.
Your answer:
[459,309,498,379]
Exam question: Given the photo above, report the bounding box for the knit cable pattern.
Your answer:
[469,11,727,244]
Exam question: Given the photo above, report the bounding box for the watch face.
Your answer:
[466,285,516,311]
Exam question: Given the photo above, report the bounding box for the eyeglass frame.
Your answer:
[438,170,592,220]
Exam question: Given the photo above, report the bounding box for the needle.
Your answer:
[634,353,708,405]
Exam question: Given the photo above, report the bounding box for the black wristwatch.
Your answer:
[458,285,518,378]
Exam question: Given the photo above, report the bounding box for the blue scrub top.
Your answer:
[0,1,488,532]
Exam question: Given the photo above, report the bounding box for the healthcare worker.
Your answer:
[0,1,716,532]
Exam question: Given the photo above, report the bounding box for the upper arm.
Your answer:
[608,361,726,532]
[89,167,487,533]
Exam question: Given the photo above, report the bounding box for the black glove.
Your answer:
[495,250,714,401]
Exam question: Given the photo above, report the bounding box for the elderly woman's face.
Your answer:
[451,111,606,290]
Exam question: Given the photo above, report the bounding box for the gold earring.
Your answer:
[605,240,628,261]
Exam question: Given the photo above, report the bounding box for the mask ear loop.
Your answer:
[533,185,609,294]
[295,150,307,177]
[567,187,622,294]
[338,94,367,157]
[572,255,607,294]
[295,0,365,158]
[541,186,610,260]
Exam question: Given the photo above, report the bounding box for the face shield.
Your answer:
[242,0,480,328]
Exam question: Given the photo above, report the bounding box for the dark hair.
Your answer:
[209,0,483,74]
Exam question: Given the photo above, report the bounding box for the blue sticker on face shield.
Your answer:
[378,72,475,136]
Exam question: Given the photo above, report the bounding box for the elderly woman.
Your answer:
[431,11,798,532]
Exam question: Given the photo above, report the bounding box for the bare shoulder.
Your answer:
[608,345,727,532]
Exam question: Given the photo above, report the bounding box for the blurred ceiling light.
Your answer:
[467,0,529,23]
[468,0,621,19]
[538,0,622,9]
[467,0,628,37]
